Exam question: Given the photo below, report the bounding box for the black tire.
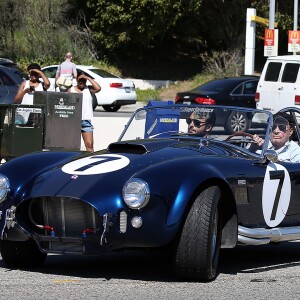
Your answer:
[0,239,47,268]
[102,105,121,112]
[224,111,251,134]
[174,186,222,281]
[92,94,98,110]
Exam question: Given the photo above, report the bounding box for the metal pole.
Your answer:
[293,0,298,54]
[244,8,256,75]
[294,0,298,31]
[269,0,275,29]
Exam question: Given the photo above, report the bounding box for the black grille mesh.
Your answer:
[27,197,102,238]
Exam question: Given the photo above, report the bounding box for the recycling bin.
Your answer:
[33,91,82,150]
[0,104,44,160]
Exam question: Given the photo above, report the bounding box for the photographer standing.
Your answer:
[14,63,50,104]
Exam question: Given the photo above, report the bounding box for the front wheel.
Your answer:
[0,239,47,268]
[102,105,121,112]
[174,186,222,281]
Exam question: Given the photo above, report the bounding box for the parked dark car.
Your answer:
[3,102,300,282]
[0,66,24,104]
[175,76,259,133]
[0,58,26,78]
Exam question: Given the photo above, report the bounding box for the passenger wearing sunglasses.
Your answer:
[187,110,215,137]
[252,112,300,163]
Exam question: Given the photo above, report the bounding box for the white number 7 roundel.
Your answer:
[262,163,291,227]
[62,154,130,175]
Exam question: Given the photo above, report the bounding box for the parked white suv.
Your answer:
[42,65,137,112]
[255,55,300,113]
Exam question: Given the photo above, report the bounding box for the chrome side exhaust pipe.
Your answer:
[238,225,300,245]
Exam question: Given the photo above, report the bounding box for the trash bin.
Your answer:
[33,91,82,150]
[0,104,44,160]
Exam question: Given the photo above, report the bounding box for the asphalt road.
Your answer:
[91,103,145,151]
[1,103,300,298]
[1,242,300,299]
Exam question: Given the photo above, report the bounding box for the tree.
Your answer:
[0,0,96,65]
[86,0,205,78]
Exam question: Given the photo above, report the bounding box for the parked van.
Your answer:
[255,55,300,113]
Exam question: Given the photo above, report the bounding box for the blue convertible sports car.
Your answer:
[1,103,300,281]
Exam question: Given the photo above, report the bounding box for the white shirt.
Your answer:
[70,86,93,120]
[21,80,44,105]
[268,140,300,163]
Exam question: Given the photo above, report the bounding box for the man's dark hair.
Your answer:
[76,71,85,79]
[27,63,41,71]
[206,111,216,127]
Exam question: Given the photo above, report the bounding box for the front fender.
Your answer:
[134,157,230,235]
[0,151,85,202]
[166,163,228,227]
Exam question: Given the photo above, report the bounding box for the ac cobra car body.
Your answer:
[1,103,300,281]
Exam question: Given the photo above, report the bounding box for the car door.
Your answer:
[0,71,9,103]
[277,62,300,110]
[0,69,19,104]
[230,80,258,108]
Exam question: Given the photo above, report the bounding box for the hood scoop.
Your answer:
[108,142,147,154]
[108,139,180,154]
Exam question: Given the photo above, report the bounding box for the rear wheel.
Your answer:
[174,186,222,281]
[0,239,47,268]
[224,111,251,134]
[102,105,121,112]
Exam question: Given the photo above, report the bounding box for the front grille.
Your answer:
[18,197,102,238]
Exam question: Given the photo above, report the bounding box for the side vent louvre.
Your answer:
[120,211,127,233]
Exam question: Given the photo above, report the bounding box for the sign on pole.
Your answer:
[288,30,300,53]
[264,28,278,56]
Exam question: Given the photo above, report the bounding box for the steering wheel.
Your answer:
[225,131,254,141]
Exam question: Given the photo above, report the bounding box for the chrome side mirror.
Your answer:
[264,149,278,163]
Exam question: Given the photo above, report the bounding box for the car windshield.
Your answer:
[118,104,272,157]
[87,68,118,78]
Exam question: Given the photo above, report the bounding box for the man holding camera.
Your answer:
[14,63,50,104]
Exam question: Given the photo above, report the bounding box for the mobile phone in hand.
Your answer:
[29,86,35,92]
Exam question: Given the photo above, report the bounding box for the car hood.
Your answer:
[23,138,245,204]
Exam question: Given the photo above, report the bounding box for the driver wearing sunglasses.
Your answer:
[187,110,215,137]
[252,112,300,163]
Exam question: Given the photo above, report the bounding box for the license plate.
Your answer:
[125,87,130,93]
[183,101,191,104]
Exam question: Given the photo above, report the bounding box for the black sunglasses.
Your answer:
[186,118,206,128]
[272,124,288,133]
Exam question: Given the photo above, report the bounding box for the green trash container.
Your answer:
[0,104,44,160]
[33,91,82,151]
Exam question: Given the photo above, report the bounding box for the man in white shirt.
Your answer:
[253,112,300,163]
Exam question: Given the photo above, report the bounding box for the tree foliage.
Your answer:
[0,0,96,66]
[0,0,298,78]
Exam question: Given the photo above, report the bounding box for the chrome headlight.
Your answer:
[122,178,150,209]
[0,175,9,203]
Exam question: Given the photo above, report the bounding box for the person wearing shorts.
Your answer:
[70,72,101,152]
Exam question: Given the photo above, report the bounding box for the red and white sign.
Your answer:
[264,29,278,57]
[288,30,300,53]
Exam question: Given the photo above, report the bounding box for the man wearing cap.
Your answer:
[187,109,216,137]
[253,112,300,163]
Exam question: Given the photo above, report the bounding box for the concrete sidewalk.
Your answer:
[82,102,145,151]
